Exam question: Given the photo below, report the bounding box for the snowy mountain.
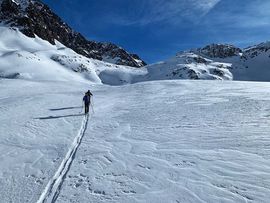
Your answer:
[0,26,145,85]
[141,52,233,81]
[0,0,146,67]
[1,0,270,82]
[0,26,234,84]
[195,44,242,58]
[145,43,270,82]
[195,43,270,81]
[2,23,270,85]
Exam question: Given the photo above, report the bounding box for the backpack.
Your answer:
[83,95,91,104]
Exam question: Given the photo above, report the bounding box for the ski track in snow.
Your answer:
[37,114,89,203]
[2,80,270,202]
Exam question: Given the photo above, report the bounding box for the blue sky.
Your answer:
[42,0,270,63]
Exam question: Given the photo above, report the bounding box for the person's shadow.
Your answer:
[35,106,84,120]
[49,106,82,111]
[36,113,85,120]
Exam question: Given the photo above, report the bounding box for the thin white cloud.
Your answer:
[201,0,270,29]
[111,0,221,26]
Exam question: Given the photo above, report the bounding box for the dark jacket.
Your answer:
[83,95,91,105]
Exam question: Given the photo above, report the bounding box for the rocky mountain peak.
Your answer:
[0,0,146,67]
[196,44,242,58]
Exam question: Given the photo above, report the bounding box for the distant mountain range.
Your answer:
[0,0,146,67]
[1,0,270,83]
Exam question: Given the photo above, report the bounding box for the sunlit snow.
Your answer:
[0,26,270,203]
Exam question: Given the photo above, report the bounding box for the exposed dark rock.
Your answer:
[193,56,208,63]
[197,44,242,58]
[188,69,199,79]
[212,68,224,77]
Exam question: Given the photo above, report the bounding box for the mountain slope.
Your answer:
[0,26,230,84]
[144,43,270,82]
[140,52,233,81]
[0,26,145,84]
[0,0,146,67]
[195,43,270,81]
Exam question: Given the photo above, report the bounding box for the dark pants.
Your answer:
[85,103,90,114]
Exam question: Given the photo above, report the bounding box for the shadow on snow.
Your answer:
[49,106,82,111]
[35,113,85,120]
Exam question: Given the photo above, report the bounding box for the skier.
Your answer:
[83,90,93,114]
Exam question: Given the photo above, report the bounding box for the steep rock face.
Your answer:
[196,44,242,58]
[0,0,146,67]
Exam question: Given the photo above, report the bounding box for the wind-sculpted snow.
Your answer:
[1,79,270,202]
[37,114,89,203]
[0,79,89,202]
[58,80,270,202]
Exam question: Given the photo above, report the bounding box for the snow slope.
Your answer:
[143,43,270,82]
[0,79,89,202]
[140,52,233,81]
[1,79,270,202]
[194,43,270,81]
[55,80,270,203]
[231,42,270,81]
[144,44,270,83]
[0,26,87,82]
[0,26,145,85]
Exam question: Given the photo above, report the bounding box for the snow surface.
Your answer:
[0,26,146,85]
[1,24,270,203]
[1,79,270,202]
[0,27,86,82]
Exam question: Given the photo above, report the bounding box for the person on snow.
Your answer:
[83,90,93,114]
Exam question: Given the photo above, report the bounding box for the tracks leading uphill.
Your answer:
[37,114,89,203]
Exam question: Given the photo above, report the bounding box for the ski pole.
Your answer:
[90,97,95,115]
